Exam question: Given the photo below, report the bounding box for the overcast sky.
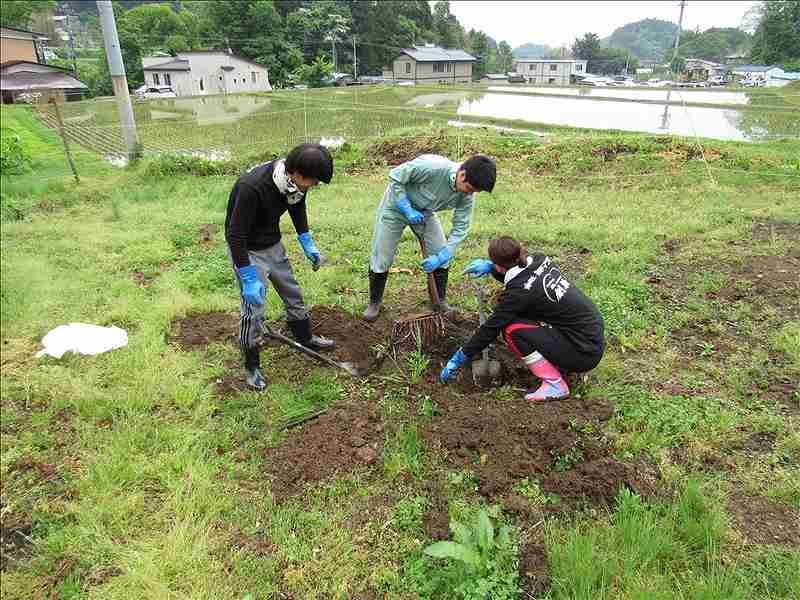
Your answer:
[445,1,757,48]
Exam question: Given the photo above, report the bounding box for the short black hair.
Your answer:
[285,143,333,184]
[461,154,496,193]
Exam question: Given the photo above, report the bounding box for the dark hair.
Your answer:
[461,154,496,193]
[285,143,333,184]
[488,236,527,269]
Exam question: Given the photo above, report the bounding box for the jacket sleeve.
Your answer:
[288,196,309,236]
[446,194,475,253]
[461,289,522,359]
[225,183,257,268]
[490,268,504,283]
[386,157,433,206]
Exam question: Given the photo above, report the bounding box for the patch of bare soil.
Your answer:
[264,402,384,502]
[169,311,239,350]
[751,218,800,243]
[310,306,390,370]
[199,223,219,249]
[729,495,800,547]
[519,543,550,598]
[421,395,655,503]
[0,516,33,570]
[731,431,777,454]
[132,261,171,287]
[230,530,276,556]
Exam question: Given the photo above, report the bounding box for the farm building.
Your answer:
[683,58,727,81]
[388,44,476,84]
[512,59,587,85]
[142,50,271,97]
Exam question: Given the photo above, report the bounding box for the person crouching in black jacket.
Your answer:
[439,236,605,400]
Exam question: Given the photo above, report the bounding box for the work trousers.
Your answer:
[503,320,603,373]
[230,242,307,353]
[369,189,450,273]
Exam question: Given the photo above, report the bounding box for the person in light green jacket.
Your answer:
[363,154,496,321]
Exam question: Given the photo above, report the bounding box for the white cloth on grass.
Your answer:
[35,323,128,358]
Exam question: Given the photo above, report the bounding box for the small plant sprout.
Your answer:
[406,347,430,384]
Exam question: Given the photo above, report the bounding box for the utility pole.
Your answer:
[66,11,78,77]
[670,0,687,78]
[97,0,139,161]
[353,36,357,80]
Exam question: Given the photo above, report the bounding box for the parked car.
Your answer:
[609,76,636,87]
[507,73,525,84]
[135,85,176,100]
[707,76,727,86]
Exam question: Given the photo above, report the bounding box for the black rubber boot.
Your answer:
[363,270,388,322]
[287,317,336,351]
[432,268,454,314]
[243,348,267,391]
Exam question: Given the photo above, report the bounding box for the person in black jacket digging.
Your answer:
[439,236,605,400]
[225,144,336,391]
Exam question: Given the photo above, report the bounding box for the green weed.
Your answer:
[416,508,520,600]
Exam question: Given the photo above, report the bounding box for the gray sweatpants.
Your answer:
[231,241,307,352]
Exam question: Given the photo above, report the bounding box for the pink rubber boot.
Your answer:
[523,353,569,401]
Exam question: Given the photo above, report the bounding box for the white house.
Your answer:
[389,45,476,84]
[730,64,784,85]
[142,50,271,97]
[513,59,587,85]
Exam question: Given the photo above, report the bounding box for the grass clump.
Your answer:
[547,481,733,600]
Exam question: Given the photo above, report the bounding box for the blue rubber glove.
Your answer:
[395,197,424,225]
[440,349,467,384]
[421,246,453,273]
[298,232,322,268]
[237,265,266,306]
[463,259,494,278]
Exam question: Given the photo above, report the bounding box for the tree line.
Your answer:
[2,0,516,95]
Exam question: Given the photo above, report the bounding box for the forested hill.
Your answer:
[604,18,678,60]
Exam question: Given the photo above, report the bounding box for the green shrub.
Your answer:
[0,132,32,175]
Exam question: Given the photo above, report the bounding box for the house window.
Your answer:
[529,64,535,71]
[433,63,441,73]
[153,73,160,85]
[251,71,257,83]
[549,64,557,71]
[164,73,171,86]
[548,78,556,84]
[576,64,583,72]
[446,63,451,73]
[199,77,204,91]
[405,62,411,74]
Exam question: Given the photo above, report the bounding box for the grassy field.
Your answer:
[1,101,799,599]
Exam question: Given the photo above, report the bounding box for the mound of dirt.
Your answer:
[169,311,239,350]
[420,395,651,503]
[368,133,482,166]
[264,403,384,501]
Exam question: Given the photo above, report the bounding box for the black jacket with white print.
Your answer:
[461,254,605,360]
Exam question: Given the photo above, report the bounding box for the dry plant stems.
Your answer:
[391,220,446,348]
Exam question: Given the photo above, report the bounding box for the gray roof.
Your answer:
[400,46,476,62]
[143,58,190,71]
[1,70,87,91]
[732,64,776,72]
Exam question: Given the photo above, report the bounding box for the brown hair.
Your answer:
[488,236,528,269]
